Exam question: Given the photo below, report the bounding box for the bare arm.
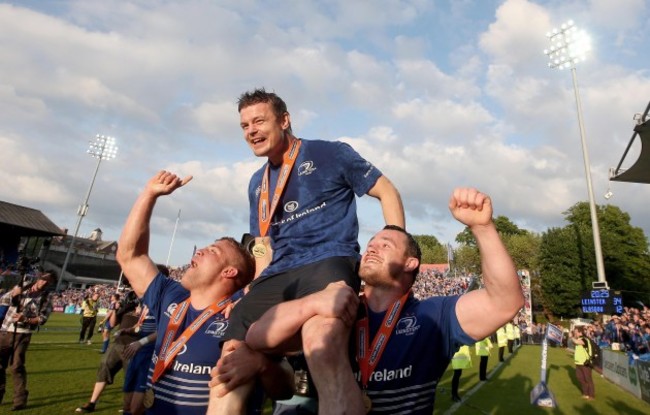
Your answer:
[367,175,405,228]
[452,188,524,341]
[116,170,192,297]
[100,308,114,325]
[108,303,121,328]
[245,282,359,354]
[209,340,294,400]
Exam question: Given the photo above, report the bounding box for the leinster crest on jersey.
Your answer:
[205,320,228,337]
[164,302,179,318]
[395,316,420,336]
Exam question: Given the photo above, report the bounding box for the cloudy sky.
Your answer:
[1,0,649,268]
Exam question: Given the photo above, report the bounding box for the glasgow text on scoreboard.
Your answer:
[581,289,623,314]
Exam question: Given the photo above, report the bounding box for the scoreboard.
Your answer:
[580,289,623,314]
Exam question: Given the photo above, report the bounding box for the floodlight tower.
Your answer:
[544,20,607,288]
[56,135,118,291]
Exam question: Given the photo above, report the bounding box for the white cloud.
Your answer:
[479,0,551,71]
[1,0,649,267]
[395,59,481,100]
[589,0,647,31]
[190,100,238,137]
[392,97,494,143]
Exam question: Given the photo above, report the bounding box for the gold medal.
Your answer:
[134,326,140,333]
[251,243,267,258]
[362,391,372,413]
[143,388,155,408]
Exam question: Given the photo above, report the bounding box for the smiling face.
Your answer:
[359,229,413,289]
[240,102,291,165]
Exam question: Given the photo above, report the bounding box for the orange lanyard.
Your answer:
[134,305,149,330]
[258,138,301,237]
[151,296,230,383]
[137,305,149,324]
[355,291,410,390]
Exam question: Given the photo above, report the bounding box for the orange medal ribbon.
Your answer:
[355,290,411,391]
[151,296,230,383]
[137,306,149,325]
[258,138,301,237]
[134,305,149,333]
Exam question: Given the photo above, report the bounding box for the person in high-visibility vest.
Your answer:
[475,337,492,381]
[79,292,100,345]
[496,326,507,362]
[570,326,595,400]
[505,321,515,354]
[451,345,473,402]
[514,323,521,349]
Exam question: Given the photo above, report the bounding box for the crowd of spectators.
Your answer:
[1,257,191,311]
[168,264,189,281]
[584,305,650,357]
[521,322,549,344]
[6,256,650,358]
[51,264,190,310]
[411,269,473,299]
[50,284,120,310]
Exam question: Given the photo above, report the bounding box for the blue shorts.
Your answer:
[123,345,154,393]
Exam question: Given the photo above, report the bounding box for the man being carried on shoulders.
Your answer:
[212,88,405,415]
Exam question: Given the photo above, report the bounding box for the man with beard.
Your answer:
[243,187,524,414]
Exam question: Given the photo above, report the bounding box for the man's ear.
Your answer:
[222,266,239,280]
[404,257,419,274]
[281,112,291,130]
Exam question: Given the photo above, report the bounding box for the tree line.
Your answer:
[413,201,650,320]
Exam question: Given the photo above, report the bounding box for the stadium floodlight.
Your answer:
[544,20,591,70]
[56,135,119,291]
[544,20,607,288]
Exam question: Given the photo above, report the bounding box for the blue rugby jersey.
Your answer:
[142,274,262,415]
[248,139,382,278]
[123,313,157,394]
[138,314,157,337]
[354,294,475,415]
[136,312,157,354]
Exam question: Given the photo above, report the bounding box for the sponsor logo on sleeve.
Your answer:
[363,162,375,178]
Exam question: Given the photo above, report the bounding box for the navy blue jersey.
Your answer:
[249,139,382,278]
[141,274,235,415]
[138,313,157,337]
[124,312,157,394]
[354,295,475,414]
[137,312,157,355]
